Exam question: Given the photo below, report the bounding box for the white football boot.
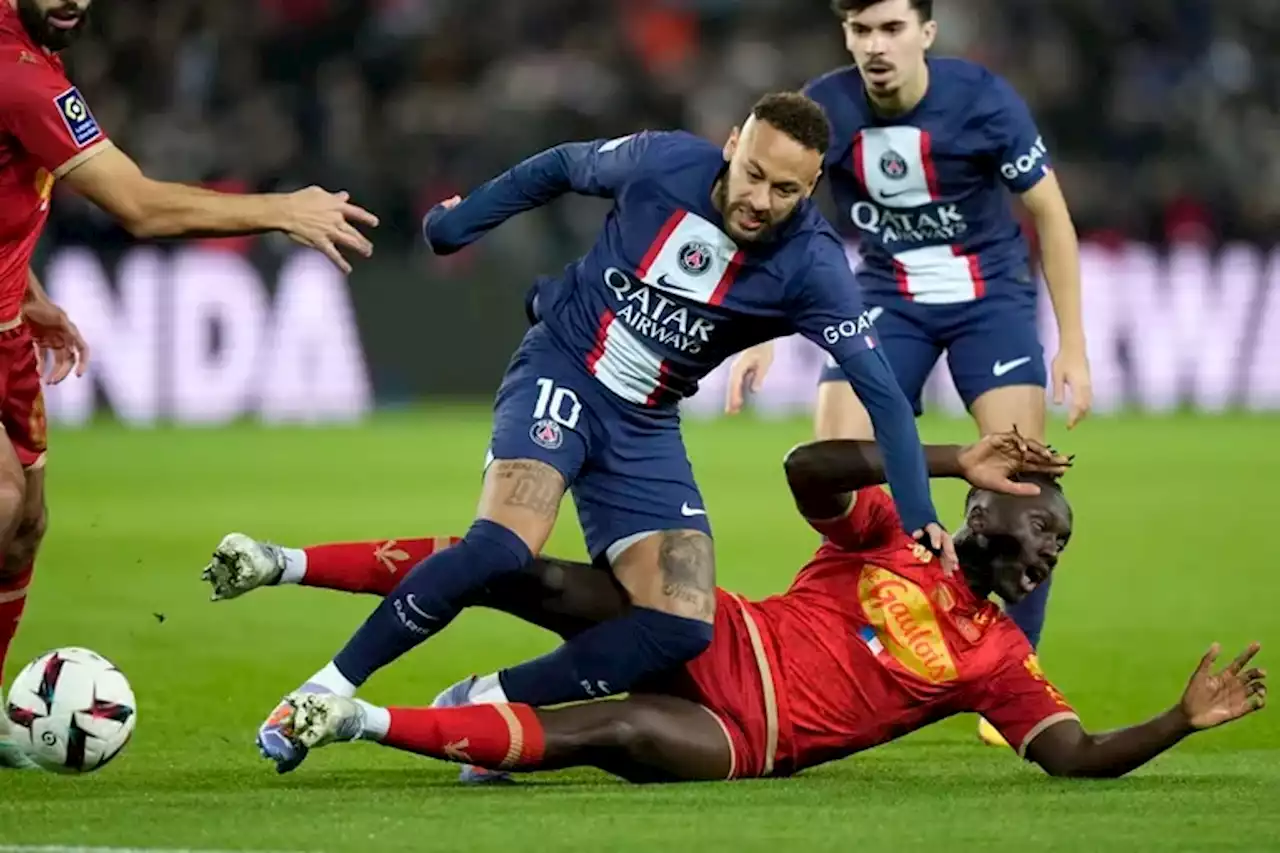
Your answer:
[284,692,364,751]
[0,691,37,770]
[202,533,285,601]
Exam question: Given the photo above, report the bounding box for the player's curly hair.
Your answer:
[831,0,933,21]
[750,92,832,156]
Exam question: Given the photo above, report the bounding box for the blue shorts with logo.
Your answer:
[818,289,1046,414]
[488,324,711,562]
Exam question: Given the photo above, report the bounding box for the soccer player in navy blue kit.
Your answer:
[724,0,1093,747]
[247,93,962,773]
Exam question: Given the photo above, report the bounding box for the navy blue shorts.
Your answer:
[488,325,711,562]
[818,290,1045,414]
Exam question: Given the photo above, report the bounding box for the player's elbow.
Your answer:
[783,442,822,490]
[421,208,461,255]
[1038,758,1123,779]
[112,180,172,239]
[1034,742,1125,779]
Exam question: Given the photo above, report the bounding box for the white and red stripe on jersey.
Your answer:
[853,126,987,304]
[586,209,744,406]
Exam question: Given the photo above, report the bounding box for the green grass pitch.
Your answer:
[1,410,1277,852]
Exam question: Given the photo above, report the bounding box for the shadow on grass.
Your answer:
[2,762,1260,808]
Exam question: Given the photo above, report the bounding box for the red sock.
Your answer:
[385,704,547,771]
[0,562,34,688]
[301,537,460,596]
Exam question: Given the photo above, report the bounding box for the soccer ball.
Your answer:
[4,647,137,773]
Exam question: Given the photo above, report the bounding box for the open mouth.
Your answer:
[863,63,895,86]
[736,208,766,232]
[47,10,82,30]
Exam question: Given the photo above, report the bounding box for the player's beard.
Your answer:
[17,0,89,51]
[713,178,783,244]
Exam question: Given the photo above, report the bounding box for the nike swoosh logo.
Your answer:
[876,189,914,200]
[655,274,695,294]
[404,594,440,622]
[992,357,1032,377]
[680,502,707,517]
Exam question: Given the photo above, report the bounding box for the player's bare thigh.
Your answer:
[476,458,566,554]
[813,379,874,441]
[970,385,1046,442]
[540,693,734,783]
[611,530,715,623]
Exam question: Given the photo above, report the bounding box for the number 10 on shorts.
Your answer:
[529,378,582,451]
[533,378,583,429]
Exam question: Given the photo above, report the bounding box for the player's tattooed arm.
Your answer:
[658,531,716,621]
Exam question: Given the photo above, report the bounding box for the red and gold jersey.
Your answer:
[745,487,1077,773]
[0,5,111,323]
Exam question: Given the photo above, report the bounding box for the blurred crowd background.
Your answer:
[46,0,1280,257]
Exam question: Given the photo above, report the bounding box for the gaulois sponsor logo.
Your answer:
[858,565,958,683]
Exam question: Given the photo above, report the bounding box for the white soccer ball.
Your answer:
[5,647,137,773]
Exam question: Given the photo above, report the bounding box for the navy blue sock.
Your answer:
[332,519,532,686]
[1007,575,1052,649]
[498,606,714,706]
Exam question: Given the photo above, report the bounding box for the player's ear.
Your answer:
[966,502,989,534]
[806,168,823,196]
[723,127,741,162]
[920,19,938,51]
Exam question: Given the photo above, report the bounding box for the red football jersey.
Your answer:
[746,487,1078,772]
[0,5,111,323]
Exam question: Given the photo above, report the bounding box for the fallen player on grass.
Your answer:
[204,433,1266,780]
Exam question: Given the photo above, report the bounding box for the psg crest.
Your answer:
[530,418,563,450]
[677,240,713,276]
[879,150,909,180]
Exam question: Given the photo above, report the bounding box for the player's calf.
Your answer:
[0,469,30,698]
[494,531,714,707]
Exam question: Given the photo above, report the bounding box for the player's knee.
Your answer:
[633,606,715,668]
[5,504,47,571]
[0,477,25,564]
[602,714,661,763]
[461,519,534,574]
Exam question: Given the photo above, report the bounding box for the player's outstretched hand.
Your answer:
[724,342,776,414]
[914,523,958,574]
[24,298,89,385]
[280,187,380,274]
[1052,346,1093,430]
[956,431,1072,496]
[1180,642,1266,730]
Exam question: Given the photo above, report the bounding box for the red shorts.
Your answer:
[0,323,47,469]
[644,589,792,779]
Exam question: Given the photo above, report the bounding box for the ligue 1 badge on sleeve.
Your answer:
[53,86,103,149]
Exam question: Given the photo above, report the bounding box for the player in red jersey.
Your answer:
[203,434,1266,780]
[0,0,379,768]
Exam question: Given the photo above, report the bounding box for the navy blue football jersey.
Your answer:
[427,131,879,406]
[804,58,1050,305]
[423,129,940,531]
